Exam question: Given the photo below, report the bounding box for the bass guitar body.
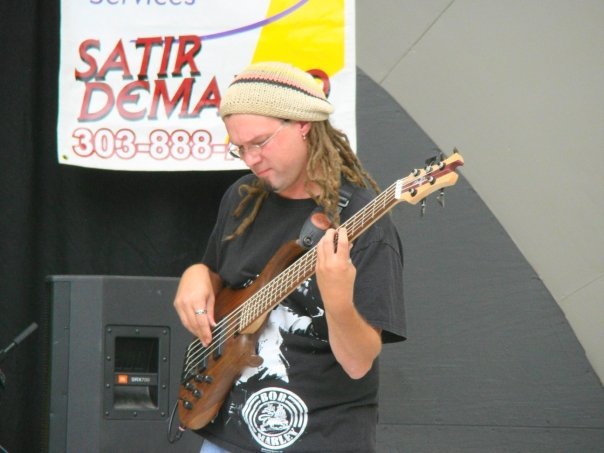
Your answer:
[177,240,307,430]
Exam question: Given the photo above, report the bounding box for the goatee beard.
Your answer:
[258,177,277,193]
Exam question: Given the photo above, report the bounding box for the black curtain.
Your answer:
[0,2,242,451]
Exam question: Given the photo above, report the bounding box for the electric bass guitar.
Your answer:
[177,151,465,430]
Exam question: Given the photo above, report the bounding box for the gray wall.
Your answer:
[356,67,604,453]
[354,2,604,450]
[356,0,604,384]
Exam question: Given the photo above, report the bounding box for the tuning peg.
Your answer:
[425,152,444,167]
[437,188,445,208]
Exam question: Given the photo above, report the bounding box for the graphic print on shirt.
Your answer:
[237,278,324,384]
[241,387,309,450]
[237,278,323,450]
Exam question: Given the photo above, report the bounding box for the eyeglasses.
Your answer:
[228,121,288,159]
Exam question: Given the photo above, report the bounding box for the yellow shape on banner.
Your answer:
[252,0,345,75]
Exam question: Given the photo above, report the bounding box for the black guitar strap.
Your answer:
[298,182,353,250]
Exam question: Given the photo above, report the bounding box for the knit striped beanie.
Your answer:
[219,62,334,121]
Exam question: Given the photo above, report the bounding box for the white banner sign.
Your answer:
[57,0,356,171]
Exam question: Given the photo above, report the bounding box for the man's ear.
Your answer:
[298,121,312,139]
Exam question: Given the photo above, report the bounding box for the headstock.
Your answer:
[395,151,464,213]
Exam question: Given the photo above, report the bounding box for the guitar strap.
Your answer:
[297,182,353,250]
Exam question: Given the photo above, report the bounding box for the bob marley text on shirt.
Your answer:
[241,387,308,450]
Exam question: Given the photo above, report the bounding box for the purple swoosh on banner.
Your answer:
[200,0,309,40]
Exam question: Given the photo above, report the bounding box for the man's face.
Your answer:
[224,114,312,199]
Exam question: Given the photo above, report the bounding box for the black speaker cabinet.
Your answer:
[47,275,202,453]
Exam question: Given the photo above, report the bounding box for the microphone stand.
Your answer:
[0,322,38,389]
[0,323,37,453]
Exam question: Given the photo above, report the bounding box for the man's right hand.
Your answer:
[173,263,223,347]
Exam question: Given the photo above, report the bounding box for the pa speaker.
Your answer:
[47,275,201,453]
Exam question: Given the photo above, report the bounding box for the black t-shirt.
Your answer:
[197,174,405,452]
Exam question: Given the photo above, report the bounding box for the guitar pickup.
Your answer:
[212,324,224,359]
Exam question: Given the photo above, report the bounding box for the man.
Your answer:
[174,61,405,452]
